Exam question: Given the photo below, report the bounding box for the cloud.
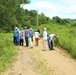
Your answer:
[22,1,76,19]
[62,0,76,4]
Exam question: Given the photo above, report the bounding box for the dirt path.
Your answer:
[3,39,76,75]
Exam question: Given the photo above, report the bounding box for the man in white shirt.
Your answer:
[48,34,58,50]
[42,28,48,51]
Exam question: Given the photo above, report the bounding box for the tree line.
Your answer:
[0,0,74,32]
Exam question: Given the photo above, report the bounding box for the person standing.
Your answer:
[34,30,40,46]
[28,29,33,48]
[42,28,48,51]
[30,28,34,41]
[20,28,24,46]
[25,27,29,47]
[48,34,58,50]
[47,34,51,50]
[13,27,19,45]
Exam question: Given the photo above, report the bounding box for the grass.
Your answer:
[0,33,17,73]
[34,23,76,58]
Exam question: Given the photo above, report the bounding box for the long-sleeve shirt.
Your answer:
[43,31,47,40]
[49,34,58,42]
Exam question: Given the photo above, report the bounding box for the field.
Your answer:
[0,33,16,72]
[0,25,76,75]
[36,23,76,58]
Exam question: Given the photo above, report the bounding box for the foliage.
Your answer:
[0,0,73,32]
[24,10,51,28]
[38,23,76,58]
[71,22,76,27]
[0,33,16,72]
[0,0,30,32]
[52,16,70,25]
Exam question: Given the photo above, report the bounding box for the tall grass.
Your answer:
[38,23,76,58]
[0,33,16,72]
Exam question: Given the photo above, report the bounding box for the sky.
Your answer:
[22,0,76,19]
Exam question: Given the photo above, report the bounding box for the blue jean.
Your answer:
[14,36,18,45]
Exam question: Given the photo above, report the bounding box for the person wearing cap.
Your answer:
[42,28,48,51]
[28,29,33,48]
[20,28,24,46]
[13,27,19,45]
[48,34,58,50]
[25,27,29,47]
[30,28,34,41]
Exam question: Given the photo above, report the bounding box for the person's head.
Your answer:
[54,34,58,38]
[44,28,46,31]
[47,34,49,37]
[15,27,18,30]
[30,28,32,30]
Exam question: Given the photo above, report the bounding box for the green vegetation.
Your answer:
[37,23,76,58]
[0,0,30,32]
[0,33,17,72]
[0,1,76,74]
[0,0,51,32]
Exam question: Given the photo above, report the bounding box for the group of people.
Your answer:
[43,28,58,50]
[13,27,24,46]
[13,27,40,48]
[13,26,58,50]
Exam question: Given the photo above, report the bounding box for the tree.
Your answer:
[52,16,69,25]
[0,0,30,32]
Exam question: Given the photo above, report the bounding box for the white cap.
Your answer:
[44,28,46,31]
[15,27,18,29]
[30,28,32,30]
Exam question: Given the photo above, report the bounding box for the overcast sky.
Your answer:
[22,0,76,19]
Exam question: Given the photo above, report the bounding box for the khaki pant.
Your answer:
[43,39,48,50]
[35,38,39,46]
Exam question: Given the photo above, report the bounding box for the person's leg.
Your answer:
[35,38,37,46]
[32,36,33,41]
[17,36,20,45]
[47,39,50,49]
[25,37,29,46]
[20,39,21,46]
[14,36,16,45]
[43,40,45,50]
[16,36,18,45]
[36,38,38,46]
[29,38,33,48]
[43,40,47,50]
[51,41,54,50]
[45,40,48,50]
[22,39,24,46]
[37,38,38,46]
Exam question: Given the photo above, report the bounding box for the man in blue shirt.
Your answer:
[13,27,19,45]
[25,27,29,47]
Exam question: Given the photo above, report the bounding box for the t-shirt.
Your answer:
[49,34,57,42]
[20,31,24,39]
[28,31,33,38]
[25,29,29,37]
[14,29,18,36]
[34,31,40,38]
